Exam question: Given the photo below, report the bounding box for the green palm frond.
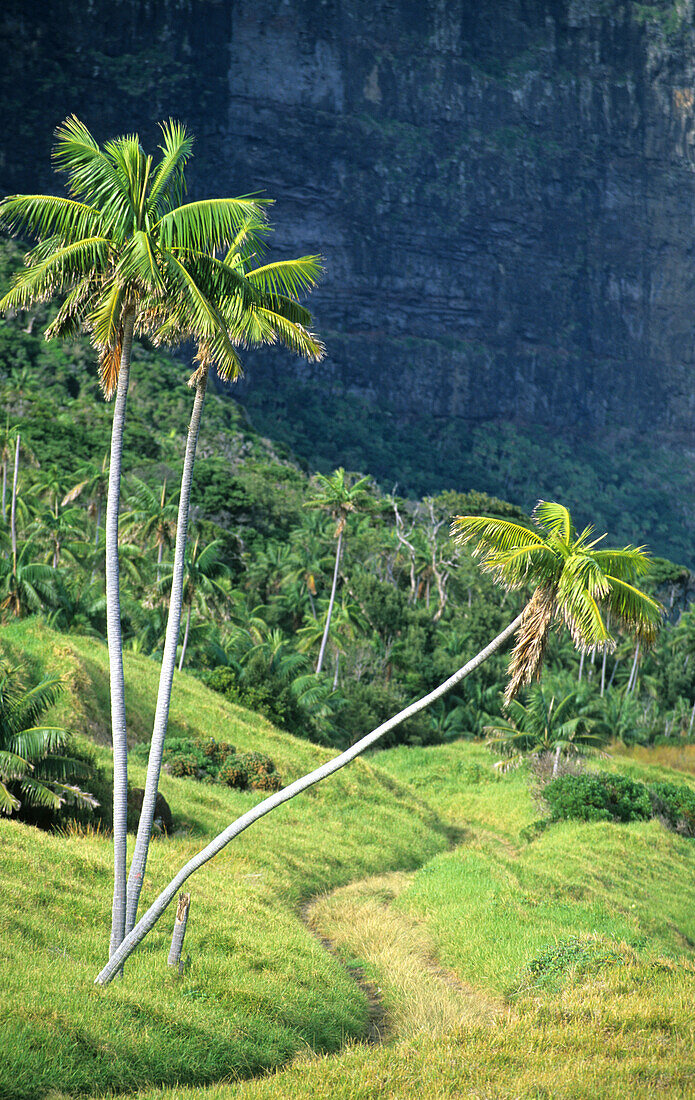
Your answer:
[18,775,62,810]
[0,194,103,243]
[117,231,164,290]
[245,256,324,301]
[0,237,109,310]
[155,197,267,253]
[10,676,63,733]
[0,749,30,781]
[592,547,652,580]
[52,116,134,228]
[9,727,68,759]
[532,501,574,542]
[147,119,193,214]
[0,781,20,815]
[604,575,663,644]
[254,307,324,361]
[45,280,97,340]
[89,280,126,349]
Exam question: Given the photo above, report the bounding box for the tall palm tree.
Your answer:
[96,499,663,985]
[305,468,373,674]
[0,116,270,959]
[125,224,324,935]
[451,501,662,705]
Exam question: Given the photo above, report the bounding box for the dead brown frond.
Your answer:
[98,342,122,399]
[504,584,557,706]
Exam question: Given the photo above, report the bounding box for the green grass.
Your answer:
[3,624,695,1098]
[0,621,447,1100]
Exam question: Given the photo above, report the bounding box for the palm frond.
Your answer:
[147,119,194,215]
[155,197,268,253]
[18,775,62,810]
[592,547,652,580]
[89,280,125,350]
[0,781,20,815]
[0,194,103,243]
[558,582,612,653]
[532,501,574,542]
[97,342,123,399]
[604,575,663,646]
[10,727,68,759]
[245,256,324,301]
[0,238,109,311]
[0,749,30,781]
[52,117,134,228]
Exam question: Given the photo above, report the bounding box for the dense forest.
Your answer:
[1,233,693,818]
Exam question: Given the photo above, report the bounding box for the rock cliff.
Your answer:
[2,0,695,556]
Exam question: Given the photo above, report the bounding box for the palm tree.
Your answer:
[174,537,229,671]
[0,420,20,527]
[96,499,663,984]
[451,501,662,706]
[0,541,58,619]
[484,683,606,774]
[305,469,373,674]
[125,225,323,936]
[0,116,275,959]
[0,662,96,817]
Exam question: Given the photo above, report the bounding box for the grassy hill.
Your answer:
[2,621,695,1098]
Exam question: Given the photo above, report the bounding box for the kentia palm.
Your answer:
[0,116,269,958]
[124,220,323,936]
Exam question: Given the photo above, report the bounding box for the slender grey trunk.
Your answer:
[10,433,19,574]
[95,610,525,984]
[608,658,620,690]
[168,893,191,968]
[2,460,6,522]
[95,497,102,549]
[156,540,163,585]
[106,312,134,961]
[578,650,584,683]
[178,604,192,672]
[333,651,340,691]
[689,698,695,735]
[552,744,562,777]
[125,368,207,935]
[627,643,640,694]
[316,528,342,674]
[600,646,607,697]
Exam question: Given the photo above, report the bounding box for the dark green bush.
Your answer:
[543,773,652,824]
[218,754,249,789]
[650,781,695,836]
[252,772,283,793]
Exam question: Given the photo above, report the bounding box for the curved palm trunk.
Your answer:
[10,433,20,574]
[96,610,524,984]
[316,528,342,674]
[106,312,134,960]
[125,368,208,935]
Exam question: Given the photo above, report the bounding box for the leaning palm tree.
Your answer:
[0,116,270,960]
[452,501,662,705]
[305,469,373,674]
[124,223,324,936]
[96,499,663,984]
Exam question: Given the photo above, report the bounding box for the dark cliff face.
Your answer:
[2,1,695,553]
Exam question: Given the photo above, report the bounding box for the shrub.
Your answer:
[244,752,275,780]
[167,753,200,778]
[543,773,652,824]
[252,772,283,793]
[650,781,695,837]
[218,754,249,789]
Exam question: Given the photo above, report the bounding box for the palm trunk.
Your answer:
[600,646,607,697]
[167,893,191,969]
[608,658,620,690]
[10,433,19,574]
[552,744,562,777]
[95,610,525,984]
[178,604,192,672]
[106,311,134,961]
[125,368,207,935]
[333,651,340,691]
[578,650,584,683]
[316,528,342,674]
[2,459,6,523]
[95,497,102,549]
[156,541,163,585]
[627,643,640,694]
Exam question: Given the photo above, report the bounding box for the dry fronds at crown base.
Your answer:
[187,360,211,389]
[504,584,556,707]
[97,342,122,399]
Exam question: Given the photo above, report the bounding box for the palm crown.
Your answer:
[451,500,663,704]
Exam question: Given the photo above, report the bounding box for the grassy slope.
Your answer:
[144,744,695,1099]
[0,621,447,1100]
